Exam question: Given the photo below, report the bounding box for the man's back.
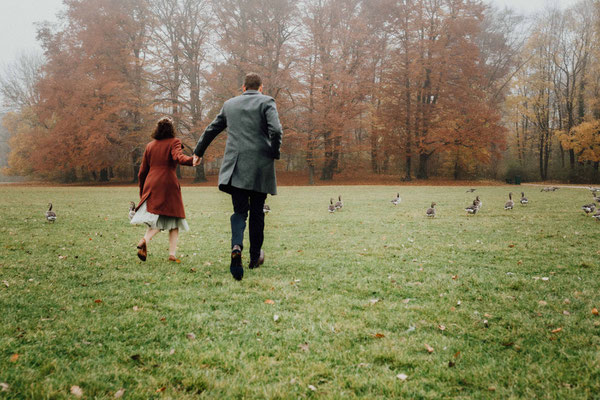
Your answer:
[222,90,281,158]
[193,89,282,195]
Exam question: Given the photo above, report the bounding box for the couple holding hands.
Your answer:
[130,73,283,281]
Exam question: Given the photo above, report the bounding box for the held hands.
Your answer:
[192,155,202,167]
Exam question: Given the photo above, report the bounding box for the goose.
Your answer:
[466,188,476,193]
[504,193,514,210]
[592,209,600,220]
[592,191,600,203]
[45,203,57,222]
[334,195,343,210]
[328,198,336,213]
[426,202,436,218]
[391,193,401,205]
[128,202,136,220]
[263,204,271,214]
[465,200,478,215]
[520,192,528,206]
[474,195,482,210]
[582,203,596,215]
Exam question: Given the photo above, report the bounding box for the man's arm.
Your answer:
[264,98,282,159]
[193,106,227,158]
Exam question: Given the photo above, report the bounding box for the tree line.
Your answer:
[1,0,599,183]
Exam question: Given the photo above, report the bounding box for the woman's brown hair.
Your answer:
[152,117,176,140]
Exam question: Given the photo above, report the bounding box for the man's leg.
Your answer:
[230,188,250,250]
[248,191,267,264]
[230,188,250,280]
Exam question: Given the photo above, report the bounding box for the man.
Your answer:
[193,73,283,281]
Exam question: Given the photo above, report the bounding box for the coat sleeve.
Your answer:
[264,98,283,160]
[138,147,150,198]
[194,106,227,157]
[171,138,193,166]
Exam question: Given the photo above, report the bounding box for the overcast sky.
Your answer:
[0,0,587,67]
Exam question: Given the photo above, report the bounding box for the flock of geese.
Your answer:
[42,186,600,222]
[325,186,600,220]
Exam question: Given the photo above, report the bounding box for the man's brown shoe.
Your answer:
[137,238,147,261]
[249,250,265,269]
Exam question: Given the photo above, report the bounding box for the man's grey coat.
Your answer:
[193,90,283,195]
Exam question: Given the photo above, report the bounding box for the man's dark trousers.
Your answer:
[230,187,267,262]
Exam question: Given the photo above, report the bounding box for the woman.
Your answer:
[131,117,193,262]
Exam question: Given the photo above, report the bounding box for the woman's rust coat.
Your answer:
[137,138,193,218]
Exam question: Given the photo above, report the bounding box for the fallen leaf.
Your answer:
[538,300,547,306]
[484,313,492,318]
[551,327,562,334]
[9,354,19,363]
[264,299,275,305]
[156,387,166,393]
[70,386,83,398]
[368,298,380,306]
[517,260,523,265]
[448,361,455,367]
[169,348,175,355]
[0,383,9,392]
[438,324,446,331]
[396,373,408,381]
[190,268,197,272]
[592,308,599,315]
[403,298,411,304]
[373,333,385,338]
[483,320,489,328]
[488,387,496,392]
[114,388,125,398]
[508,244,515,248]
[454,351,461,358]
[132,306,139,311]
[424,343,434,353]
[273,314,280,322]
[299,342,309,352]
[2,280,8,288]
[563,310,570,316]
[94,299,103,304]
[186,333,196,340]
[308,384,317,391]
[564,299,571,304]
[160,317,166,322]
[452,275,458,280]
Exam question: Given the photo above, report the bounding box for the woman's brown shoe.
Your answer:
[137,238,147,261]
[168,255,181,263]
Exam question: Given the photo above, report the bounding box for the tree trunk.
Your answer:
[417,153,429,179]
[308,164,315,185]
[99,168,109,182]
[194,160,206,182]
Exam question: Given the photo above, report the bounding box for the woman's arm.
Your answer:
[138,147,150,197]
[171,138,193,166]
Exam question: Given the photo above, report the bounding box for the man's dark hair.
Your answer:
[152,117,176,140]
[244,73,262,90]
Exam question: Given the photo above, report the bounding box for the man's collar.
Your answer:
[242,90,260,95]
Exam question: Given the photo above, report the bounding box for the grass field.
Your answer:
[0,184,599,399]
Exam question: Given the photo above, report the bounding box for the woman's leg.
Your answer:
[168,228,179,257]
[144,228,160,243]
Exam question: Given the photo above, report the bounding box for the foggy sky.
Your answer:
[0,0,587,68]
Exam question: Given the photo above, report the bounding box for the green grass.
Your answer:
[0,184,599,399]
